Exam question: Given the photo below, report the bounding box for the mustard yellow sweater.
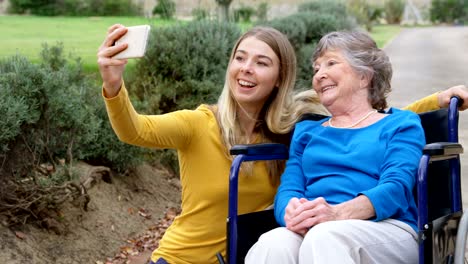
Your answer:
[104,85,277,263]
[103,84,439,264]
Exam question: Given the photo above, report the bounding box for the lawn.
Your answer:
[0,15,402,73]
[370,24,402,48]
[0,15,176,72]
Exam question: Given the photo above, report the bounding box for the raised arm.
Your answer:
[403,85,468,113]
[97,24,129,98]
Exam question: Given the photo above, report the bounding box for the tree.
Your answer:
[215,0,232,21]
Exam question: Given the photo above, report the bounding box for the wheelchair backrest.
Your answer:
[418,108,458,221]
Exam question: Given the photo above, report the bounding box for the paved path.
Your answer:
[384,26,468,207]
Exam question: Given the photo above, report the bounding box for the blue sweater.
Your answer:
[274,108,425,232]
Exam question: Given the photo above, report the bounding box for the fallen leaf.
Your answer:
[15,231,26,240]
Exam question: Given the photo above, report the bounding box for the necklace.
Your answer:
[329,110,377,128]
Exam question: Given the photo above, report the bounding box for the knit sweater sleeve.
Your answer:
[103,82,206,150]
[274,122,313,226]
[361,111,425,221]
[402,92,439,113]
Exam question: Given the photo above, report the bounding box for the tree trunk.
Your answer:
[215,0,232,21]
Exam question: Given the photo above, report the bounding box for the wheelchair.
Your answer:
[218,97,465,264]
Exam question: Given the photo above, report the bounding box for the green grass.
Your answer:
[0,16,402,74]
[0,15,177,73]
[369,24,402,48]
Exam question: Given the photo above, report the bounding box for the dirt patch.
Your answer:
[0,162,181,264]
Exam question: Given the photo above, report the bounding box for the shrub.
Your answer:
[192,7,210,20]
[153,0,176,19]
[347,0,383,31]
[0,56,43,152]
[81,100,148,172]
[8,0,142,16]
[299,0,349,18]
[430,0,466,24]
[258,9,356,90]
[0,43,145,175]
[8,0,59,15]
[258,15,307,51]
[128,21,241,171]
[131,21,241,114]
[91,0,142,16]
[294,11,355,44]
[233,6,256,22]
[256,2,269,22]
[296,43,316,91]
[384,0,405,24]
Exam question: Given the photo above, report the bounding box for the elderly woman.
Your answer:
[245,30,425,264]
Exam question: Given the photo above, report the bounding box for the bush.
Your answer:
[131,21,241,114]
[296,43,316,91]
[8,0,59,15]
[0,56,43,152]
[299,0,349,18]
[153,0,176,19]
[256,2,269,22]
[128,21,241,171]
[8,0,142,16]
[294,11,355,44]
[233,6,256,22]
[384,0,405,24]
[347,0,383,31]
[258,8,356,90]
[192,7,210,20]
[430,0,466,24]
[259,15,307,51]
[0,43,144,175]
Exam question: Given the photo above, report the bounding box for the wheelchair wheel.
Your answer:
[454,210,468,264]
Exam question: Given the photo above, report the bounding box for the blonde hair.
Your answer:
[214,26,326,185]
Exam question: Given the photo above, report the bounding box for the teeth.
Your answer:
[239,80,256,87]
[322,85,336,92]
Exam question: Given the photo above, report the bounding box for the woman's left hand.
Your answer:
[285,197,338,235]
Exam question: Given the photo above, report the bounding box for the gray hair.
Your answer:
[312,31,392,110]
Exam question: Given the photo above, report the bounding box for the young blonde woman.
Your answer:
[97,24,468,264]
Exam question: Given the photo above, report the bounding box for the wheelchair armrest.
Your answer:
[423,142,463,157]
[230,143,288,156]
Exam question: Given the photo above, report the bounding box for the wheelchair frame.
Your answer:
[222,97,465,264]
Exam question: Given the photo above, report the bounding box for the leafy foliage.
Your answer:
[131,21,241,114]
[347,0,383,31]
[153,0,176,20]
[233,6,256,23]
[299,0,349,18]
[7,0,142,16]
[293,11,355,44]
[192,7,210,21]
[256,2,269,22]
[430,0,467,24]
[260,16,307,51]
[257,5,355,89]
[0,43,145,176]
[384,0,405,24]
[127,21,240,171]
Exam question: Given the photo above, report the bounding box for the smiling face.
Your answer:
[312,49,369,110]
[228,36,280,111]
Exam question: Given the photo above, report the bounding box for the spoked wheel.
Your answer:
[454,211,468,264]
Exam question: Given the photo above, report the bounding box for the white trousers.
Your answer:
[245,219,418,264]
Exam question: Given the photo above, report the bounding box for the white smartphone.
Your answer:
[112,25,151,59]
